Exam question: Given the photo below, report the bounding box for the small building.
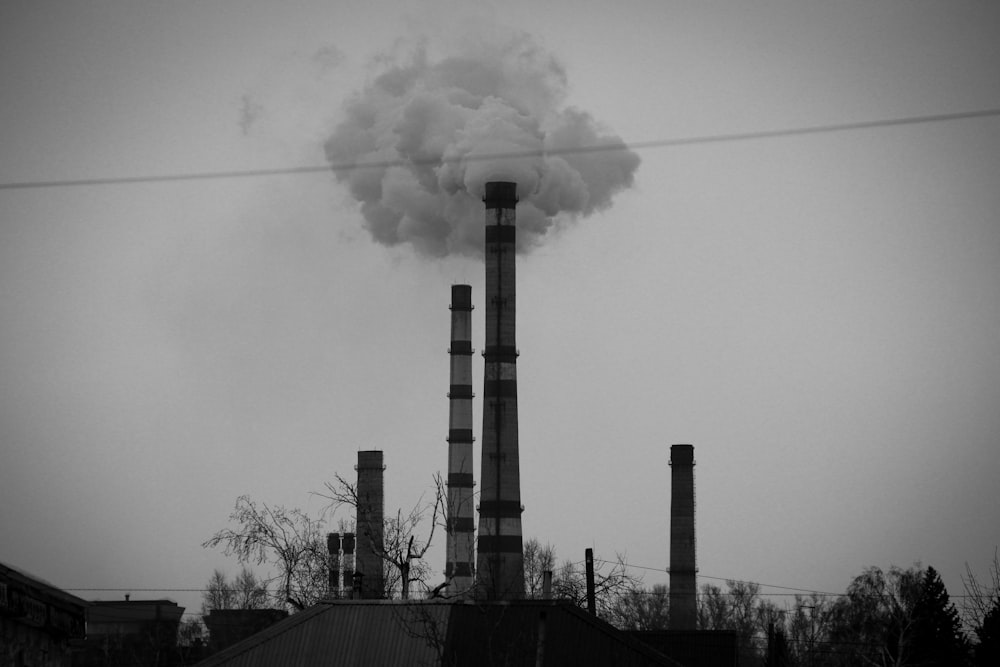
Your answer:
[195,599,683,667]
[0,561,88,667]
[76,598,186,667]
[203,609,288,654]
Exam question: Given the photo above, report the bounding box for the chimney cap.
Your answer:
[669,444,695,464]
[450,284,473,309]
[484,181,518,209]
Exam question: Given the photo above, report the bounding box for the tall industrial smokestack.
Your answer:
[446,284,476,596]
[355,450,385,599]
[669,444,697,629]
[476,181,525,599]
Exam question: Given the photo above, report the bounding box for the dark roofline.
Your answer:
[196,603,330,667]
[196,599,683,667]
[546,601,686,666]
[0,560,89,610]
[90,599,181,605]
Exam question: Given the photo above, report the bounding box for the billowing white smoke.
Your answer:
[324,33,640,256]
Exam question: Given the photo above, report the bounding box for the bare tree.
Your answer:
[787,592,838,667]
[231,567,269,609]
[201,567,269,615]
[827,565,924,667]
[606,583,670,631]
[697,579,769,663]
[551,554,641,621]
[523,538,556,599]
[202,495,328,611]
[964,548,1000,634]
[319,472,444,599]
[202,569,235,614]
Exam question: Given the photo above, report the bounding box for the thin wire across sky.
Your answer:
[1,107,997,191]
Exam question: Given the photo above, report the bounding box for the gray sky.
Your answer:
[2,0,998,621]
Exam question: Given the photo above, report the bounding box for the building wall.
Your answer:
[0,563,87,667]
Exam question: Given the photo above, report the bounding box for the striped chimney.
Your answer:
[669,444,697,629]
[445,284,476,596]
[476,181,525,599]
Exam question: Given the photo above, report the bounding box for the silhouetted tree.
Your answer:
[827,565,924,667]
[787,593,838,667]
[697,579,771,663]
[964,548,1000,664]
[206,474,448,608]
[522,538,556,599]
[551,554,640,622]
[319,472,443,599]
[909,566,968,665]
[520,540,639,622]
[201,567,269,615]
[606,583,670,631]
[973,601,1000,666]
[766,621,791,667]
[202,496,328,611]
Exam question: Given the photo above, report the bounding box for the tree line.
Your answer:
[198,481,999,666]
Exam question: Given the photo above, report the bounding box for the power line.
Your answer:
[596,559,843,596]
[66,588,210,593]
[1,106,997,191]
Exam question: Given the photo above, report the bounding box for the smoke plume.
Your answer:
[324,32,640,256]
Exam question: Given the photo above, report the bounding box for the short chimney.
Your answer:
[327,532,342,596]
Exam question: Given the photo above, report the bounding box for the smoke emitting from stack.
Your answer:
[324,31,640,257]
[669,444,697,629]
[355,450,385,599]
[476,181,525,599]
[324,29,642,603]
[445,284,476,596]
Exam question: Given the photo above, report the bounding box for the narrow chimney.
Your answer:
[669,444,697,629]
[355,450,385,599]
[342,532,355,597]
[327,532,342,596]
[446,284,476,596]
[585,548,597,616]
[476,181,525,599]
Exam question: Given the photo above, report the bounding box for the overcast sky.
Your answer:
[2,0,998,621]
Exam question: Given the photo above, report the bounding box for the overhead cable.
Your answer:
[2,107,998,191]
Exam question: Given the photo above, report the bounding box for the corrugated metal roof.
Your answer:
[196,600,684,667]
[196,601,450,667]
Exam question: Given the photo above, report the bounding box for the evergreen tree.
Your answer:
[911,566,968,666]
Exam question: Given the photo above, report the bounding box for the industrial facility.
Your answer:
[193,183,731,666]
